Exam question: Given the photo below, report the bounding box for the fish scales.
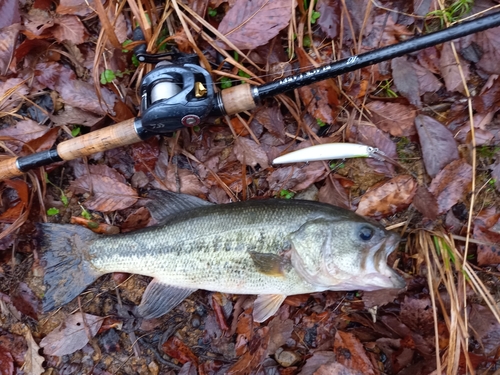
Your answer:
[40,191,405,321]
[91,201,337,295]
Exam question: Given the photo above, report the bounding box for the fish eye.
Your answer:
[359,226,374,241]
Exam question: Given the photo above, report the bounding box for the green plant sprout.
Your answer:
[427,0,473,27]
[279,189,295,199]
[71,126,81,137]
[220,77,232,89]
[45,173,68,207]
[47,207,59,216]
[316,118,326,127]
[100,69,133,85]
[376,80,398,98]
[208,7,217,17]
[311,11,321,24]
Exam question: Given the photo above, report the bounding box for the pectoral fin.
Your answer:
[249,252,290,277]
[253,294,286,322]
[136,278,196,319]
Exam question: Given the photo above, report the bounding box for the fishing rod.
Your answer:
[1,11,500,180]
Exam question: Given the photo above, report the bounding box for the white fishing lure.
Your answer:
[273,143,384,164]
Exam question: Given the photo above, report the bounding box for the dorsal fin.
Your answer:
[146,190,213,223]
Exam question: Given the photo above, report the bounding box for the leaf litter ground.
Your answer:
[1,0,500,374]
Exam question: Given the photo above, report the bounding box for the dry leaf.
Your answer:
[316,0,341,38]
[254,107,285,141]
[70,175,138,211]
[366,101,417,137]
[52,15,87,44]
[439,42,470,93]
[234,137,269,169]
[314,362,363,375]
[399,296,434,336]
[217,0,294,50]
[429,159,472,215]
[415,115,459,178]
[412,62,443,94]
[473,208,500,266]
[298,351,336,375]
[473,27,500,75]
[356,175,417,217]
[40,313,103,356]
[0,23,20,75]
[334,331,376,375]
[391,57,422,107]
[412,185,438,220]
[22,330,44,375]
[318,177,352,210]
[56,0,96,16]
[0,78,28,112]
[0,0,20,29]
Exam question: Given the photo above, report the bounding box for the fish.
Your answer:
[39,190,405,322]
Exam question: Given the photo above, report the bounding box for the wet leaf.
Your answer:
[0,348,13,375]
[70,175,138,212]
[468,304,500,356]
[254,107,285,141]
[429,159,472,215]
[439,42,470,93]
[23,330,44,375]
[297,47,340,125]
[131,137,160,174]
[298,351,336,375]
[474,208,500,266]
[162,337,198,365]
[56,0,97,16]
[314,362,363,375]
[0,0,20,29]
[217,0,293,50]
[412,185,438,220]
[391,57,422,107]
[356,175,417,217]
[366,101,417,137]
[334,331,376,375]
[40,313,103,356]
[52,15,87,44]
[0,23,20,75]
[234,137,269,169]
[472,75,500,113]
[474,27,500,75]
[318,177,352,210]
[415,114,459,178]
[267,318,293,355]
[413,62,443,94]
[10,283,40,320]
[121,207,152,232]
[316,0,341,38]
[399,296,434,336]
[0,78,29,113]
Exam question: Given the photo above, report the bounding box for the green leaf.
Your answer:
[100,69,116,84]
[47,207,60,216]
[238,70,251,79]
[303,35,311,48]
[71,126,81,137]
[81,209,92,220]
[86,221,99,229]
[132,54,140,67]
[60,194,69,207]
[316,118,326,127]
[279,189,295,199]
[122,39,132,53]
[208,7,217,17]
[311,11,321,24]
[221,77,232,89]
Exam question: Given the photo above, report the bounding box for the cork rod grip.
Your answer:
[0,157,23,180]
[220,84,257,114]
[57,118,141,160]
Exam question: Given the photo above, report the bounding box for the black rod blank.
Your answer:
[257,11,500,99]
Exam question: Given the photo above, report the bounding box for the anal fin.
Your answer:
[253,294,286,323]
[136,278,196,320]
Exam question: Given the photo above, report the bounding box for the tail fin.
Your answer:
[38,223,103,313]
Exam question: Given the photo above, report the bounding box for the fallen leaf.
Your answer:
[56,0,97,16]
[474,208,500,266]
[10,283,40,320]
[362,288,401,309]
[0,348,13,375]
[121,207,152,232]
[429,159,472,215]
[0,23,20,75]
[316,0,341,38]
[152,163,208,196]
[412,62,443,94]
[217,0,294,50]
[40,313,103,356]
[356,175,417,217]
[234,137,269,169]
[412,185,438,220]
[0,333,26,367]
[51,105,104,127]
[298,351,336,375]
[131,137,160,173]
[473,26,500,75]
[468,304,500,356]
[399,296,434,336]
[318,177,352,210]
[254,107,285,141]
[70,175,138,211]
[366,101,417,137]
[334,331,376,375]
[391,57,422,107]
[24,127,59,153]
[52,15,87,44]
[472,75,500,113]
[415,114,459,178]
[0,78,29,113]
[267,318,293,355]
[439,42,470,93]
[418,46,441,74]
[314,362,363,375]
[297,47,340,125]
[22,330,44,375]
[0,120,49,149]
[0,0,20,29]
[162,337,198,365]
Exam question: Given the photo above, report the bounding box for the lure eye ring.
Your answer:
[359,226,374,241]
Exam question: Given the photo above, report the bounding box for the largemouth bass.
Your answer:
[40,190,405,322]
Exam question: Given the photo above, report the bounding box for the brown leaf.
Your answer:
[314,362,363,375]
[334,331,376,375]
[474,208,500,266]
[152,164,208,196]
[297,47,340,125]
[254,107,285,141]
[472,75,500,113]
[429,159,472,215]
[0,119,48,146]
[52,15,87,44]
[131,137,159,174]
[298,351,336,375]
[469,304,500,355]
[473,26,500,75]
[121,207,152,233]
[56,0,97,16]
[267,318,293,355]
[234,137,269,169]
[51,105,104,128]
[23,330,44,375]
[362,288,401,309]
[399,296,434,336]
[40,313,103,356]
[162,337,198,365]
[391,57,422,107]
[366,101,417,137]
[356,175,417,217]
[439,42,470,93]
[70,175,138,212]
[412,185,438,220]
[415,114,459,178]
[217,0,293,50]
[318,177,352,211]
[24,127,59,153]
[0,347,13,375]
[316,0,341,38]
[412,62,443,94]
[0,0,20,29]
[0,23,20,75]
[10,283,40,320]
